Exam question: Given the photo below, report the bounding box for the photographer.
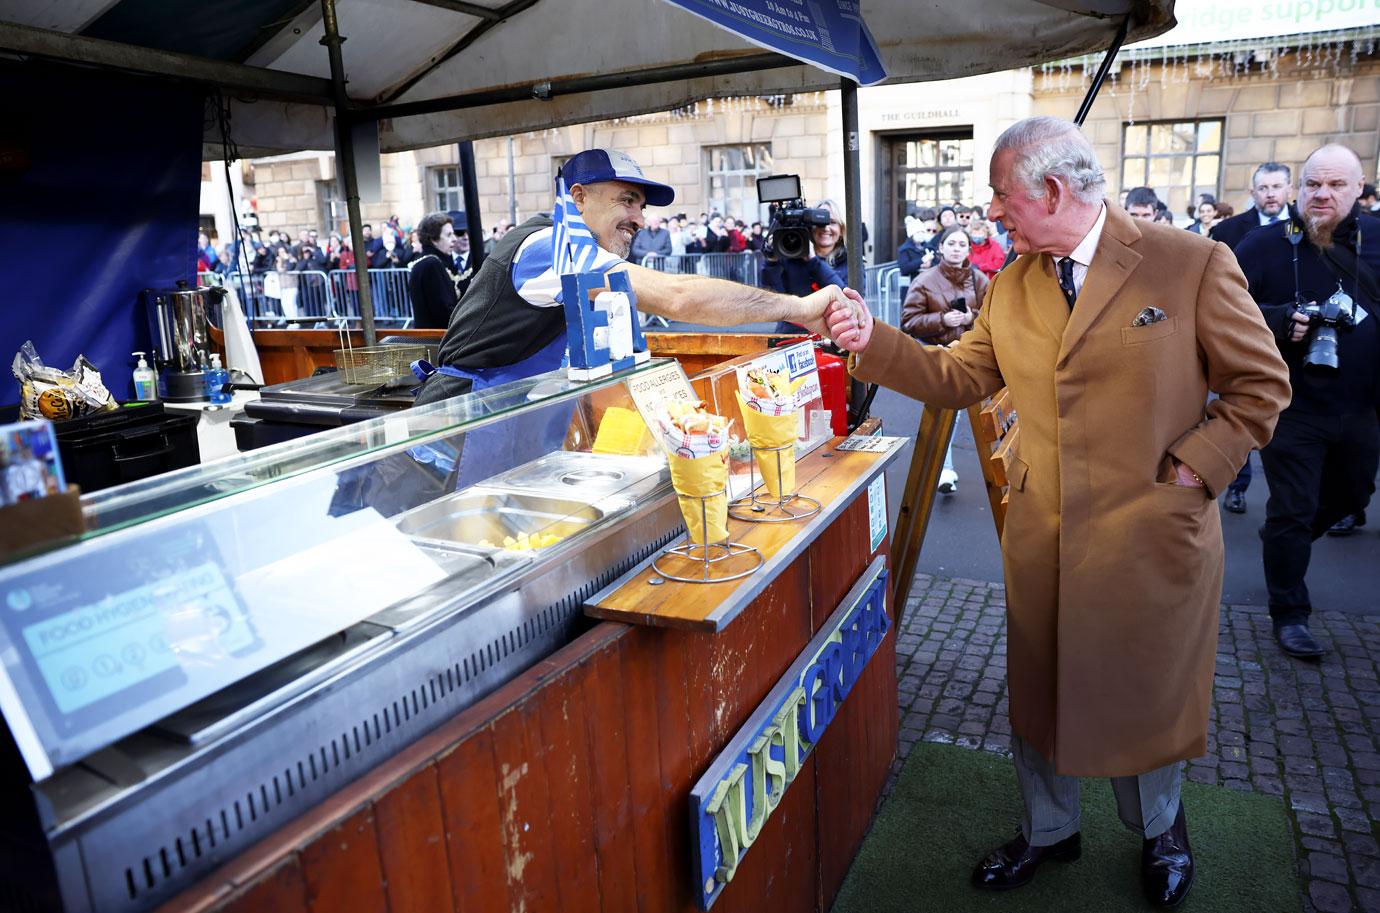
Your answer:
[897,207,939,280]
[1236,144,1380,659]
[759,179,846,302]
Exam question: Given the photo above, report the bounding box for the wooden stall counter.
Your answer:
[156,436,905,913]
[588,437,903,632]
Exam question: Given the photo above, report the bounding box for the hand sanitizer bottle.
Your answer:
[132,352,158,401]
[206,354,231,405]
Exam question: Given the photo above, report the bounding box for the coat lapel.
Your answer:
[1026,256,1072,342]
[1056,204,1143,369]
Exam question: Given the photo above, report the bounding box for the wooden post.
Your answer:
[889,404,957,625]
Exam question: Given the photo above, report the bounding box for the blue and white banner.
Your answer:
[661,0,886,85]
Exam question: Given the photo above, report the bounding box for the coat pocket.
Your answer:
[1121,315,1178,346]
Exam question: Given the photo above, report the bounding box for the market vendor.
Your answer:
[412,148,845,408]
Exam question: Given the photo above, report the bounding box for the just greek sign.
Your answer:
[688,556,889,909]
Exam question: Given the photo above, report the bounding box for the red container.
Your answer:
[814,350,850,436]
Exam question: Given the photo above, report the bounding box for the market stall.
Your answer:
[0,3,1174,912]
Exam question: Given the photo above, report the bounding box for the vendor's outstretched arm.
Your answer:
[828,291,1003,409]
[614,262,840,335]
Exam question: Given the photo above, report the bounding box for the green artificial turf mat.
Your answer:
[832,741,1302,913]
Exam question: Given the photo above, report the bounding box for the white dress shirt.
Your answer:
[1257,208,1284,227]
[1052,203,1107,297]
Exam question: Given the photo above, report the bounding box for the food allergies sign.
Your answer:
[688,556,889,909]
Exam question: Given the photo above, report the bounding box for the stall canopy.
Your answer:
[1,0,1174,158]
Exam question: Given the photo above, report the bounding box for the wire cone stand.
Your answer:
[728,443,821,523]
[653,488,763,584]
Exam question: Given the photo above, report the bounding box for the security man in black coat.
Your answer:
[1235,145,1380,659]
[1212,163,1294,513]
[1211,162,1293,252]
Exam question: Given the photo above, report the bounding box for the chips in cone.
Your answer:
[652,398,733,546]
[736,391,797,500]
[667,449,729,545]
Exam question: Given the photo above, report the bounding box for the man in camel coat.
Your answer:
[827,116,1291,908]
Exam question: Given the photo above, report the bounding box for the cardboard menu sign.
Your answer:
[733,342,822,419]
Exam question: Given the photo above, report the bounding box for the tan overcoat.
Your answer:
[852,204,1291,775]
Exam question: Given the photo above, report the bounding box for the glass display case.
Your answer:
[0,358,699,913]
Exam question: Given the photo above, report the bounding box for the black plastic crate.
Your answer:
[53,403,201,492]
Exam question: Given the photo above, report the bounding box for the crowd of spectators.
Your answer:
[197,216,517,281]
[629,211,770,262]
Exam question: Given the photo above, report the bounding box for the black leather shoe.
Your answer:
[971,831,1080,890]
[1143,804,1194,907]
[1275,623,1324,658]
[1223,489,1247,513]
[1327,513,1360,536]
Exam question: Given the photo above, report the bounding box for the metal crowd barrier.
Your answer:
[329,268,414,328]
[862,261,905,327]
[200,269,413,327]
[639,252,761,286]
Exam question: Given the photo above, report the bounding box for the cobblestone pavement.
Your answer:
[889,573,1380,913]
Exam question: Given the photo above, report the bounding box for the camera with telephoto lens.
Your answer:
[757,174,831,260]
[1299,283,1358,374]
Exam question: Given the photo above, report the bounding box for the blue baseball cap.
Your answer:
[560,149,675,207]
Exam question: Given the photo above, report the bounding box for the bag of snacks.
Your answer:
[12,341,118,421]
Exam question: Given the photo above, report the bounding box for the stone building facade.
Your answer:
[226,38,1380,265]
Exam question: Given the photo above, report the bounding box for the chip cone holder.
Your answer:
[729,443,821,523]
[653,488,763,584]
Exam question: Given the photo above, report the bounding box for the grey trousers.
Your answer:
[1012,734,1183,845]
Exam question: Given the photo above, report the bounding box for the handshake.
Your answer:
[796,285,874,353]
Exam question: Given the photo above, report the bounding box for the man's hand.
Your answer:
[1288,307,1313,343]
[795,285,852,336]
[825,287,873,352]
[1171,458,1205,488]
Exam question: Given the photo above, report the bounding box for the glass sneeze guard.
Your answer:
[0,359,678,780]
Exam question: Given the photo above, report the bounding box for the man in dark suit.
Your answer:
[1211,163,1294,514]
[1210,163,1292,251]
[1235,145,1380,659]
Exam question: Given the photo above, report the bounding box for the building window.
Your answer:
[430,166,463,212]
[1121,120,1223,223]
[315,180,342,235]
[894,134,975,213]
[704,144,774,223]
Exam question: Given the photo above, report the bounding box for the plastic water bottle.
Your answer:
[206,354,231,405]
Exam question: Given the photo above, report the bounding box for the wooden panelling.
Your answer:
[436,730,511,913]
[534,661,602,913]
[216,858,305,913]
[620,628,683,912]
[580,639,641,911]
[374,765,455,913]
[298,806,387,913]
[490,702,562,912]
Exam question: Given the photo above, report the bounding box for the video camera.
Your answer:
[757,174,831,261]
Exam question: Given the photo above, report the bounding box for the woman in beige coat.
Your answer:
[900,226,991,492]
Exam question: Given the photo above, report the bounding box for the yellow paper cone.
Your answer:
[667,450,729,545]
[736,392,798,500]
